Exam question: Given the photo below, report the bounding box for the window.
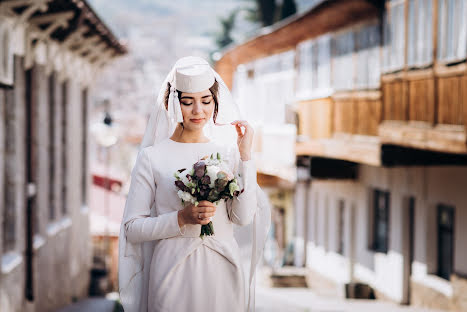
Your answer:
[254,50,295,124]
[407,0,433,67]
[437,0,467,63]
[337,199,345,255]
[315,35,332,92]
[437,204,454,280]
[25,68,38,235]
[297,40,313,97]
[0,20,13,86]
[48,74,56,221]
[371,189,390,253]
[3,87,15,252]
[355,23,381,89]
[61,81,68,215]
[383,0,406,72]
[297,35,332,97]
[332,30,354,91]
[82,88,88,207]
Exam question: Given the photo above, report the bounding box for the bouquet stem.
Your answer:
[200,221,214,238]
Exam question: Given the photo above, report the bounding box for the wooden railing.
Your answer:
[333,93,382,136]
[382,73,467,127]
[298,98,333,139]
[298,93,382,139]
[437,75,467,126]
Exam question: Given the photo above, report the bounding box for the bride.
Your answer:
[118,56,271,312]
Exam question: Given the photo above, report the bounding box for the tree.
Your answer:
[215,9,239,49]
[280,0,297,20]
[249,0,297,27]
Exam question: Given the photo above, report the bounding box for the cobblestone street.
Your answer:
[255,287,446,312]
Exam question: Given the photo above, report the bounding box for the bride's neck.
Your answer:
[170,124,209,143]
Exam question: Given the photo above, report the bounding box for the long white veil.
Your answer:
[118,56,271,311]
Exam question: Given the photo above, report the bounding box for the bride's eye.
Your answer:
[181,102,192,106]
[202,101,211,105]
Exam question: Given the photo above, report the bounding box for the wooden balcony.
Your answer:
[296,91,383,166]
[380,69,467,154]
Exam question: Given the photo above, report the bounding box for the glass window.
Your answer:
[407,0,433,67]
[356,23,381,89]
[437,204,454,280]
[3,88,15,252]
[48,74,56,221]
[252,50,296,124]
[371,189,390,253]
[437,0,467,63]
[316,35,331,91]
[383,1,406,72]
[297,40,313,97]
[333,30,354,91]
[337,199,345,255]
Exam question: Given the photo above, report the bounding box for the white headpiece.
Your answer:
[118,56,271,312]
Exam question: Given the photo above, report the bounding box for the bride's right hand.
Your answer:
[178,200,216,226]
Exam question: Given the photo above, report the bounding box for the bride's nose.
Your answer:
[192,101,202,115]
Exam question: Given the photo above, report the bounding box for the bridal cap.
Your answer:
[175,62,215,93]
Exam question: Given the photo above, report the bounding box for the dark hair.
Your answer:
[164,80,219,125]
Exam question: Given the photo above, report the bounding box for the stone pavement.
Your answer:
[255,286,447,312]
[55,297,119,312]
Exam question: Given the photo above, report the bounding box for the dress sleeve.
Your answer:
[124,148,185,244]
[227,148,257,226]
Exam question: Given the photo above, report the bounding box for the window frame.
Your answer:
[370,189,390,254]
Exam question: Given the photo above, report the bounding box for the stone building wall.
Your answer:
[0,56,92,312]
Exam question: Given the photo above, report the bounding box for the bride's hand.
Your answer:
[231,120,254,161]
[178,200,216,226]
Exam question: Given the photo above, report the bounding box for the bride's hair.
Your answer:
[164,80,220,124]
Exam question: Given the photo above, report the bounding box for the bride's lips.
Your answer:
[190,118,204,123]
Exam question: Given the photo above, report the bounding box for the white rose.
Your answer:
[206,165,220,188]
[179,170,191,186]
[177,190,196,204]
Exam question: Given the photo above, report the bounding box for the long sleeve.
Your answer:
[228,149,258,226]
[124,148,185,244]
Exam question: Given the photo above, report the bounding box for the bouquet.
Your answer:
[174,152,243,238]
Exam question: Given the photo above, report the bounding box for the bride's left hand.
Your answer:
[231,120,254,161]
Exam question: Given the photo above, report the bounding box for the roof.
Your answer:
[217,0,382,68]
[3,0,127,56]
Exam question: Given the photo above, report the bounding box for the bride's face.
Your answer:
[179,89,214,130]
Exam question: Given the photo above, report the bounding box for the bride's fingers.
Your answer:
[196,206,216,213]
[197,212,214,219]
[198,200,215,206]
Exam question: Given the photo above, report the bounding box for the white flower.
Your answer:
[229,181,240,196]
[179,170,191,186]
[206,165,220,188]
[177,190,196,204]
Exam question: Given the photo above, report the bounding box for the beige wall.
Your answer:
[305,164,467,310]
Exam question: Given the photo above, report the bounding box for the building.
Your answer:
[216,0,467,311]
[0,0,126,311]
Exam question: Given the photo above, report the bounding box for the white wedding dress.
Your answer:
[123,137,257,312]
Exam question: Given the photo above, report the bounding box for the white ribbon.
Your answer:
[168,86,184,123]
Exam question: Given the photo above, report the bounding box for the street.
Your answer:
[255,286,445,312]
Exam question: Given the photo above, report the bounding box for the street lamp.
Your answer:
[90,104,120,295]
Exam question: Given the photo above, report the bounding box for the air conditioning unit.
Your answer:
[0,19,14,87]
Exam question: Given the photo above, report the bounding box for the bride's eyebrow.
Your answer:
[180,95,213,100]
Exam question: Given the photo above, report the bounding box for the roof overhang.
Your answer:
[1,0,127,57]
